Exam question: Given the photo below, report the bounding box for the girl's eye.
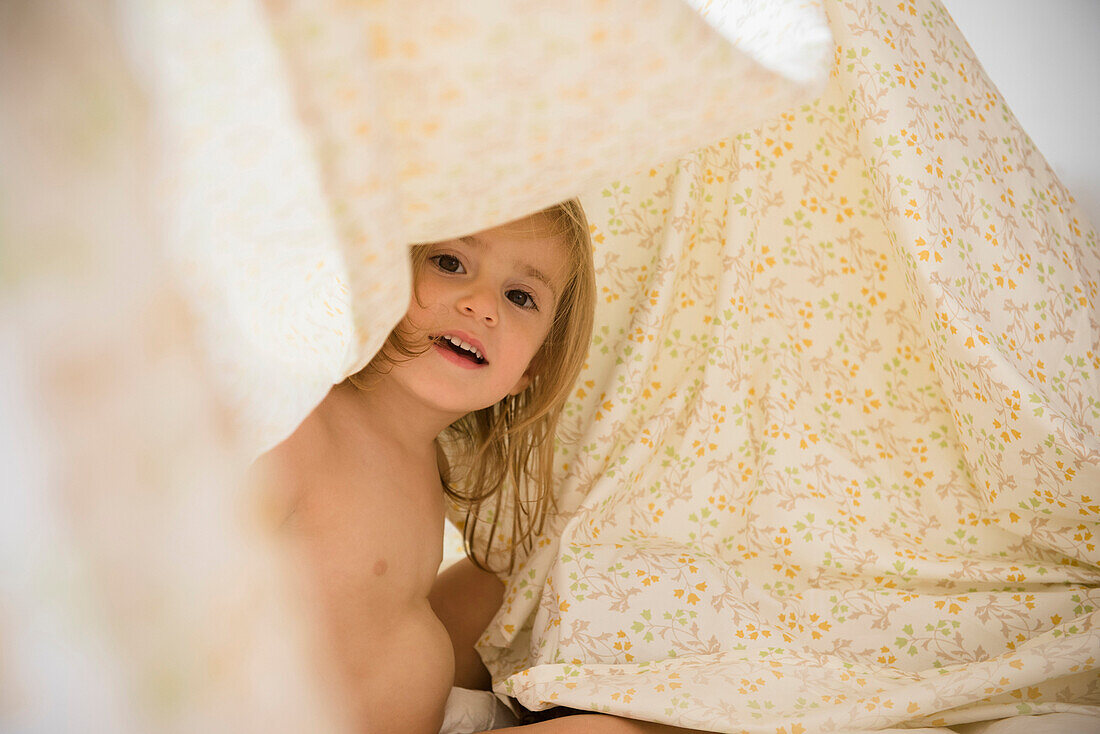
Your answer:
[506,289,537,310]
[431,254,465,274]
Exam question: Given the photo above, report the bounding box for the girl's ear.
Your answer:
[508,372,531,396]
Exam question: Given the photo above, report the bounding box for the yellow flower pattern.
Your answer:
[465,1,1100,730]
[6,0,1097,731]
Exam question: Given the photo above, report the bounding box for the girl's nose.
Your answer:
[456,286,498,325]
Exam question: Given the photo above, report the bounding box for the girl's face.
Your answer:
[390,213,570,418]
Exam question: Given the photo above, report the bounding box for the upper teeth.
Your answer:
[444,335,483,360]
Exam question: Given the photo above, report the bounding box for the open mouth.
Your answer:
[432,334,487,365]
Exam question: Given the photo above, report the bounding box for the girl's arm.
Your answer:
[428,556,505,690]
[479,714,710,734]
[430,561,709,733]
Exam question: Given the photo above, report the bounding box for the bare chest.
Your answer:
[288,449,446,601]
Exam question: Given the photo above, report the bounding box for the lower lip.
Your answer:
[432,342,485,369]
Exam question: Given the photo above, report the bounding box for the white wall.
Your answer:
[941,0,1100,228]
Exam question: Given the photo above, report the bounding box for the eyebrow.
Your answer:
[459,235,558,300]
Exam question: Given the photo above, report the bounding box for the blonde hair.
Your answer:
[355,199,595,572]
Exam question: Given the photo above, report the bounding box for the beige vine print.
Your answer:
[463,1,1100,731]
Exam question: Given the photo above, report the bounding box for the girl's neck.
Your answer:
[330,376,459,457]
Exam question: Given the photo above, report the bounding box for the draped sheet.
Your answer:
[472,3,1100,730]
[2,0,1098,732]
[131,0,830,457]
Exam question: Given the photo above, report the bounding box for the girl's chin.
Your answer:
[443,390,513,417]
[413,384,505,417]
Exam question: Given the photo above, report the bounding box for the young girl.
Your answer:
[257,200,596,734]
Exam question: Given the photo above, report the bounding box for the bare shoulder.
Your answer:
[249,396,340,524]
